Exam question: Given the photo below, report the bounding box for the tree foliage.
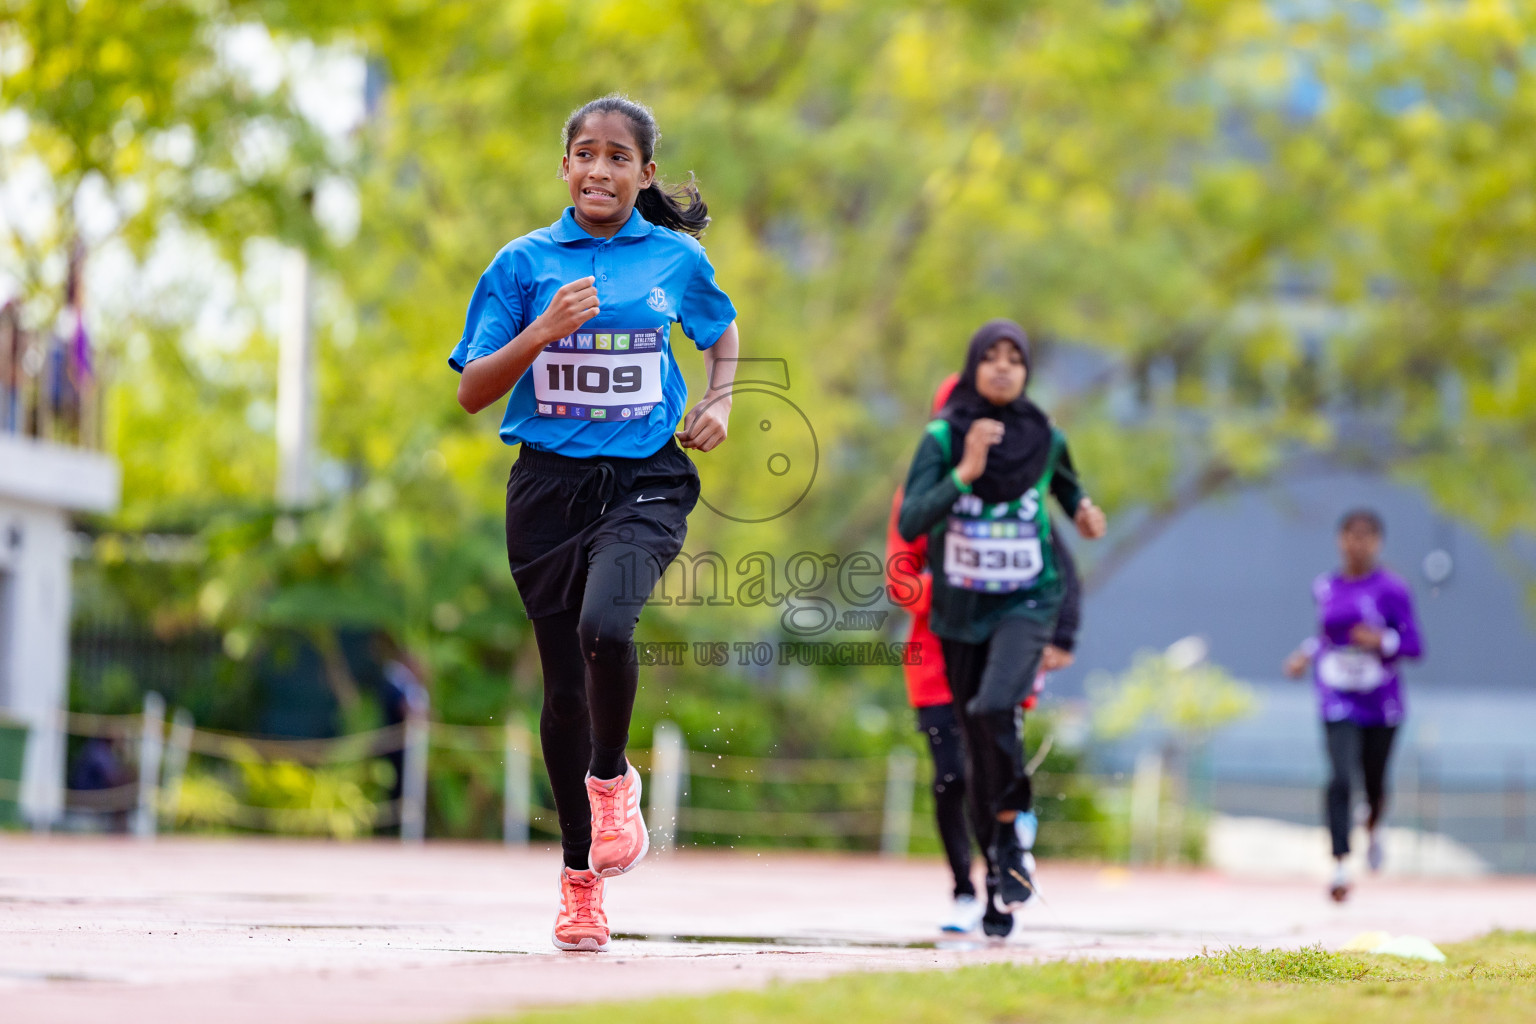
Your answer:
[6,2,1536,758]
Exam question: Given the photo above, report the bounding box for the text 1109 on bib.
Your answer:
[532,328,666,421]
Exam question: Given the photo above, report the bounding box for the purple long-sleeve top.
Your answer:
[1302,568,1424,727]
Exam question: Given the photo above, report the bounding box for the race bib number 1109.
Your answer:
[533,328,666,421]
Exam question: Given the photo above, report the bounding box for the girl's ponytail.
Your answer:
[563,94,712,238]
[634,175,710,237]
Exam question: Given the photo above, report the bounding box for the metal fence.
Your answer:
[1206,753,1536,875]
[11,695,1531,874]
[8,696,927,852]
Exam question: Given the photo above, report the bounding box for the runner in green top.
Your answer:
[897,318,1106,936]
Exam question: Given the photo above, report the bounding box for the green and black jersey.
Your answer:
[897,419,1086,644]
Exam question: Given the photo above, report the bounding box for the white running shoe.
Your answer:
[1014,810,1039,851]
[1329,863,1350,903]
[1366,831,1384,874]
[941,893,985,933]
[1022,851,1041,896]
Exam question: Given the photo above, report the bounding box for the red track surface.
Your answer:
[3,835,1534,1023]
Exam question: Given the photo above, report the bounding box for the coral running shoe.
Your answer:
[587,764,649,877]
[552,867,609,952]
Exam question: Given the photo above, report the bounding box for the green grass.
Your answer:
[499,931,1536,1024]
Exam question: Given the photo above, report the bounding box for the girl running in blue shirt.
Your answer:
[451,95,739,952]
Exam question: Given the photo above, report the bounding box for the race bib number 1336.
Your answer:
[944,516,1044,593]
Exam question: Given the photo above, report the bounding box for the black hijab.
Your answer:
[939,319,1054,505]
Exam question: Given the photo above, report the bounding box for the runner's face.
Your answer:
[975,340,1026,405]
[1339,523,1381,574]
[562,113,657,235]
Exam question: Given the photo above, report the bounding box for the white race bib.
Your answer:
[532,328,665,421]
[1317,648,1387,692]
[944,517,1044,593]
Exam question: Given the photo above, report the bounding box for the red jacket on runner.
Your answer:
[887,373,961,709]
[887,486,953,708]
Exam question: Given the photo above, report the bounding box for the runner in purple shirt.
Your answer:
[1284,509,1423,903]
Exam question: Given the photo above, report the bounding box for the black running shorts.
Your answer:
[504,437,700,619]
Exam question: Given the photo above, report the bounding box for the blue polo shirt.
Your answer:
[450,207,736,459]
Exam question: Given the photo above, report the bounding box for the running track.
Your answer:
[3,836,1534,1023]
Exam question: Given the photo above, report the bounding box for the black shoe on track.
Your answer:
[991,821,1036,913]
[981,873,1014,939]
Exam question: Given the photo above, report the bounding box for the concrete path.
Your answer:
[3,835,1534,1024]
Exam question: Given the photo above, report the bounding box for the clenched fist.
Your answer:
[954,418,1004,485]
[1075,498,1107,539]
[534,276,600,341]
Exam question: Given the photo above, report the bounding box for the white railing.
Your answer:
[0,696,924,851]
[6,700,1527,872]
[0,698,413,835]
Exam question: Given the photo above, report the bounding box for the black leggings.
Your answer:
[1324,721,1398,858]
[917,704,974,898]
[533,542,671,870]
[940,614,1054,868]
[506,440,698,871]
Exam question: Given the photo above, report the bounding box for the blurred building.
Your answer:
[1030,346,1536,871]
[0,303,119,828]
[1055,467,1536,699]
[1032,339,1536,700]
